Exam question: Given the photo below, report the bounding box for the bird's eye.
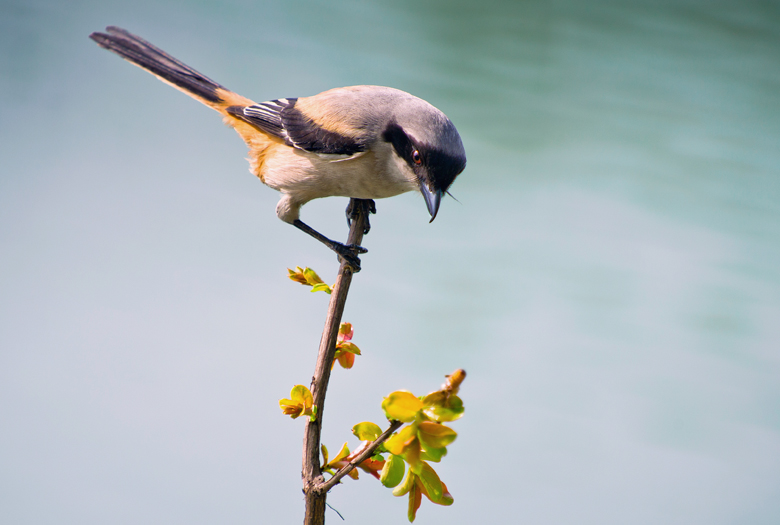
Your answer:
[412,150,422,165]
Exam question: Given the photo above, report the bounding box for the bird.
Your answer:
[89,27,466,271]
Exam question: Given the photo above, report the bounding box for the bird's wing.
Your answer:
[226,98,368,159]
[226,98,290,139]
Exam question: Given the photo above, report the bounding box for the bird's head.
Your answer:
[382,98,466,222]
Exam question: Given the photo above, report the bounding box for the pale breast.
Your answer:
[259,145,418,203]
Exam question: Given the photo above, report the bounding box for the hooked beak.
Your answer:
[421,184,443,223]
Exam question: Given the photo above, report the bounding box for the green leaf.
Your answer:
[404,440,422,475]
[423,395,464,422]
[303,267,325,286]
[279,385,314,419]
[408,481,422,523]
[392,468,416,497]
[382,391,425,422]
[437,482,454,506]
[352,422,382,441]
[278,398,302,418]
[384,425,417,455]
[290,385,313,406]
[310,283,332,294]
[338,322,353,338]
[420,445,447,463]
[287,267,309,285]
[418,421,457,449]
[418,462,443,503]
[330,442,350,464]
[380,454,405,488]
[336,341,361,355]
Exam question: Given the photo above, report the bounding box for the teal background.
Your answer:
[1,0,779,523]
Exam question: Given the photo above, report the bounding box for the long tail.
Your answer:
[90,27,283,181]
[89,26,255,112]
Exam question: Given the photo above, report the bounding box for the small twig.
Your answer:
[325,502,345,521]
[318,420,404,493]
[302,199,371,525]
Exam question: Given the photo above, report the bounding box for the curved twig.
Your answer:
[302,199,372,525]
[318,420,404,493]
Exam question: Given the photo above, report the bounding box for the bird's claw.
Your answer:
[346,199,377,235]
[333,242,368,272]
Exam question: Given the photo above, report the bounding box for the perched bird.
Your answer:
[89,27,466,270]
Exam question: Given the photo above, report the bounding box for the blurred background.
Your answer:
[1,0,779,523]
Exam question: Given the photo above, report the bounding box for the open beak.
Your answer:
[421,185,443,223]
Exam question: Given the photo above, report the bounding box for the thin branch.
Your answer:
[302,199,371,525]
[318,419,404,493]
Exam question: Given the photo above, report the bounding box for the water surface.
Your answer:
[1,0,778,523]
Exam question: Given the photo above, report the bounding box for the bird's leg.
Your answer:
[293,219,368,272]
[345,199,376,235]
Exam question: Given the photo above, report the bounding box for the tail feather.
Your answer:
[90,26,279,182]
[90,26,226,105]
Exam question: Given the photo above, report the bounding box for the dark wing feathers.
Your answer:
[281,104,367,156]
[226,98,293,139]
[226,99,367,156]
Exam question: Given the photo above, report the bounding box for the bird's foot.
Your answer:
[293,218,368,272]
[345,199,377,235]
[331,242,368,272]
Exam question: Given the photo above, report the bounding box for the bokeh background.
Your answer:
[2,0,779,523]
